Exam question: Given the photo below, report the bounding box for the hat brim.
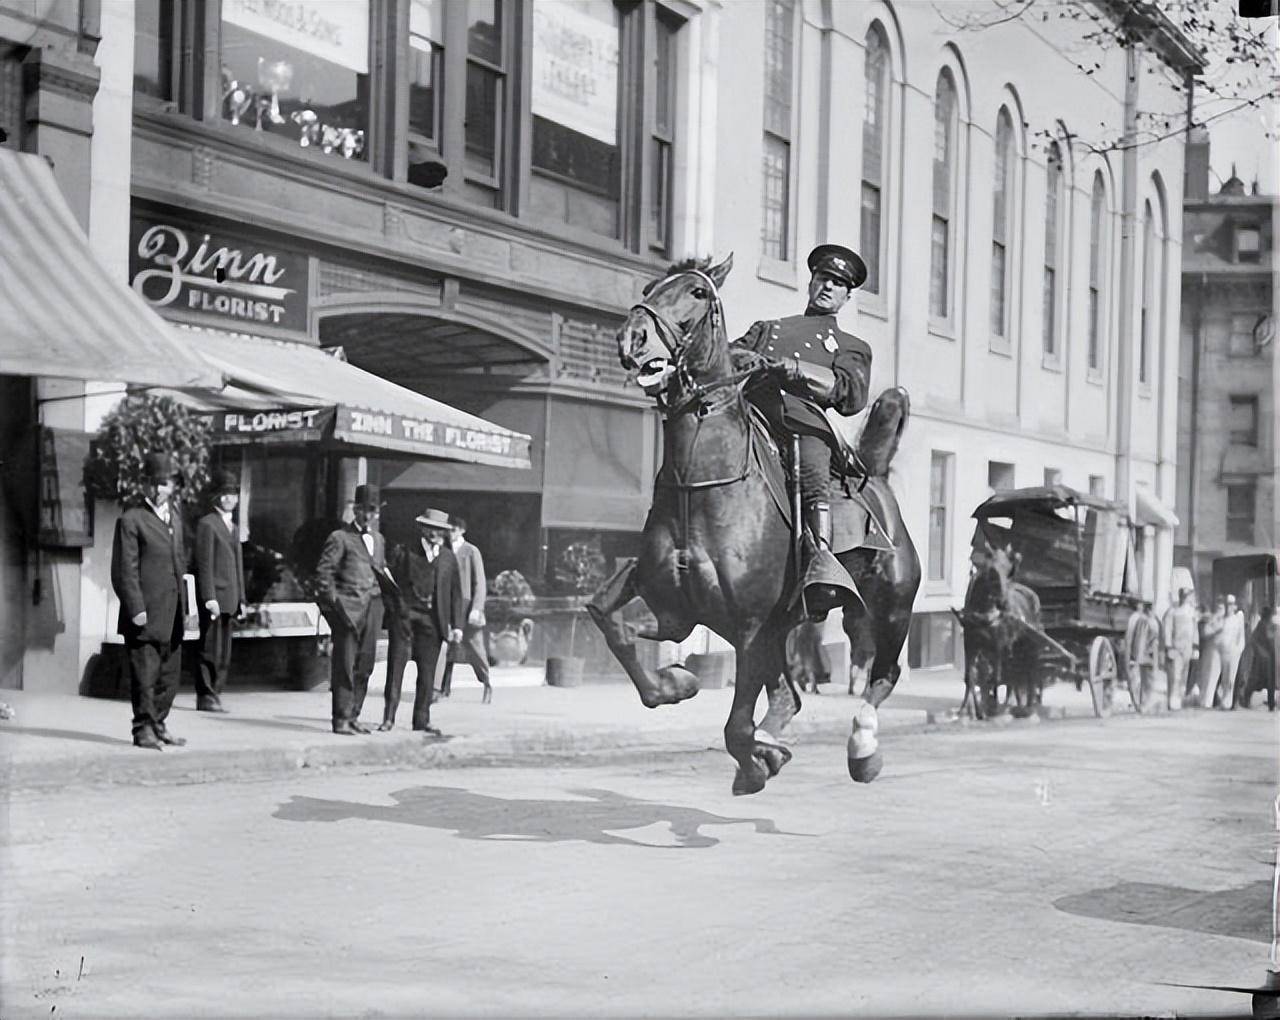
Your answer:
[415,517,450,529]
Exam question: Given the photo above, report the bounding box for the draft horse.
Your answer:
[586,255,920,794]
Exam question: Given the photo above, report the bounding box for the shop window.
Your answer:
[928,451,952,582]
[990,107,1014,342]
[219,0,370,161]
[860,24,889,295]
[987,460,1015,492]
[1226,483,1255,544]
[241,451,316,602]
[760,0,795,261]
[930,70,958,322]
[1229,395,1259,446]
[530,0,623,236]
[1042,141,1063,359]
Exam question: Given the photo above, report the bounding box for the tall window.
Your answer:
[219,0,371,161]
[761,0,795,260]
[408,0,443,151]
[1087,172,1107,374]
[134,0,176,100]
[650,13,678,252]
[928,451,952,581]
[1229,395,1259,446]
[990,107,1014,339]
[1088,474,1106,497]
[464,0,508,206]
[861,26,889,295]
[1042,142,1063,357]
[930,71,958,320]
[1226,483,1256,544]
[1139,200,1154,386]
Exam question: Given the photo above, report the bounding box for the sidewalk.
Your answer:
[0,663,1106,792]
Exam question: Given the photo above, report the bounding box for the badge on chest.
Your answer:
[761,314,844,368]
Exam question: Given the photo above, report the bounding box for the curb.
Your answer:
[1,709,939,792]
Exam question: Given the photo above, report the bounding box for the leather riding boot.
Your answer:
[800,503,863,621]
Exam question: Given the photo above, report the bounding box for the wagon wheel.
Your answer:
[1087,635,1117,719]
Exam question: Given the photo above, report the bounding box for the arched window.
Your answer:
[930,70,958,320]
[1042,141,1063,358]
[1088,172,1108,374]
[1140,200,1155,387]
[990,107,1015,339]
[861,25,890,295]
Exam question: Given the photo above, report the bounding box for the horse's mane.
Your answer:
[642,256,713,296]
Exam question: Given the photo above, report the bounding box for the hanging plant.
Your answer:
[84,393,212,512]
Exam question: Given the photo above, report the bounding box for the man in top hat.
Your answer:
[734,243,873,620]
[382,507,464,734]
[110,451,189,750]
[439,514,493,704]
[315,484,395,734]
[193,469,246,713]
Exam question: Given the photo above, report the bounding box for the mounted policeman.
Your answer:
[733,243,871,620]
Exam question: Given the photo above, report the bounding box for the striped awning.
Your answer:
[0,149,220,388]
[173,327,533,470]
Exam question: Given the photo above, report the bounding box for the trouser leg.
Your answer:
[411,620,444,729]
[127,640,162,737]
[1220,650,1241,709]
[383,613,409,723]
[196,613,232,705]
[330,623,358,725]
[797,436,831,522]
[1196,646,1220,706]
[153,618,184,727]
[350,598,383,722]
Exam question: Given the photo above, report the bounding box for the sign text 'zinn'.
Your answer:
[129,217,310,332]
[345,410,514,456]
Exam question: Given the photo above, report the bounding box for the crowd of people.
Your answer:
[110,459,491,749]
[1125,585,1277,714]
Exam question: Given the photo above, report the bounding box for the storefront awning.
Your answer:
[1134,486,1179,529]
[176,328,532,470]
[0,150,221,388]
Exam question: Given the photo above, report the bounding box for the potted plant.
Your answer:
[545,539,607,687]
[487,570,537,667]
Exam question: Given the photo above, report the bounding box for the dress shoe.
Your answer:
[377,720,395,732]
[412,724,443,737]
[154,727,187,746]
[197,701,229,714]
[349,720,371,734]
[133,729,164,751]
[332,721,359,735]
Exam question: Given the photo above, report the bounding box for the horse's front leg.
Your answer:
[585,558,699,708]
[726,630,791,796]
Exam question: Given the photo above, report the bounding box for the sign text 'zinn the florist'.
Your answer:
[129,215,309,332]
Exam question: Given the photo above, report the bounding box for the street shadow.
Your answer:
[0,726,133,747]
[183,714,331,736]
[1053,879,1271,944]
[273,785,810,849]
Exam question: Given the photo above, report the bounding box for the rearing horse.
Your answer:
[586,255,920,794]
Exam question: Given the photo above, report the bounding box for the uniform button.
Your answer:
[804,341,811,348]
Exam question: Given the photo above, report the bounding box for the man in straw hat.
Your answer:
[110,451,189,750]
[193,469,246,714]
[315,484,394,735]
[382,507,464,734]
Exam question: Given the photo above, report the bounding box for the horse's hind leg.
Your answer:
[585,559,699,708]
[727,631,792,796]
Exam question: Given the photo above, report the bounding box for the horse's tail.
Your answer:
[855,386,910,477]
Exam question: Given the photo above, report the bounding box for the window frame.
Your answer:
[859,23,891,301]
[927,450,954,585]
[759,0,798,268]
[1234,224,1262,264]
[1228,394,1259,447]
[1041,140,1065,367]
[1228,312,1264,358]
[929,69,960,334]
[989,106,1015,350]
[1086,171,1109,383]
[1138,199,1154,391]
[1226,482,1256,544]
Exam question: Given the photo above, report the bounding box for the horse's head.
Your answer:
[618,254,733,396]
[969,541,1017,615]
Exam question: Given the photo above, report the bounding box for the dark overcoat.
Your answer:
[315,524,388,632]
[111,504,186,643]
[195,511,245,616]
[389,541,465,636]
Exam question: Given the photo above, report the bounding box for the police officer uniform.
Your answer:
[734,244,872,618]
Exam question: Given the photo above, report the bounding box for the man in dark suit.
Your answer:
[111,452,188,750]
[315,484,394,735]
[439,514,492,703]
[193,470,246,713]
[734,243,872,620]
[381,507,463,734]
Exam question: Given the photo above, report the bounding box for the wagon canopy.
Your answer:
[972,485,1125,520]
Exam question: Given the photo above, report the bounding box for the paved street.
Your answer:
[2,709,1275,1018]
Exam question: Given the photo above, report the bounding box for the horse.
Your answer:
[585,254,920,794]
[958,543,1043,719]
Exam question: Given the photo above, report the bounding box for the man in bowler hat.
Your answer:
[439,514,493,703]
[735,243,873,621]
[382,507,464,734]
[315,484,395,734]
[193,469,246,713]
[110,452,189,750]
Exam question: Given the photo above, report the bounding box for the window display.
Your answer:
[220,0,370,161]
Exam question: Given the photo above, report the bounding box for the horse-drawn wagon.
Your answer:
[956,485,1144,718]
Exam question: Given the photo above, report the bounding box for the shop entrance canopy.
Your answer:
[178,328,532,470]
[0,150,220,388]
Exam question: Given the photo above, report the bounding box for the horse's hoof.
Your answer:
[754,741,792,778]
[847,749,884,783]
[655,665,700,704]
[731,763,768,796]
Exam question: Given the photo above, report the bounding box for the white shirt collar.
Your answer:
[146,498,169,521]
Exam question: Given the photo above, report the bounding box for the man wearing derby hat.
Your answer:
[382,507,464,734]
[193,469,246,713]
[110,451,189,750]
[734,243,873,621]
[315,484,395,734]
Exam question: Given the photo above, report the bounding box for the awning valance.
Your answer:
[0,150,221,389]
[1134,486,1179,529]
[176,328,532,470]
